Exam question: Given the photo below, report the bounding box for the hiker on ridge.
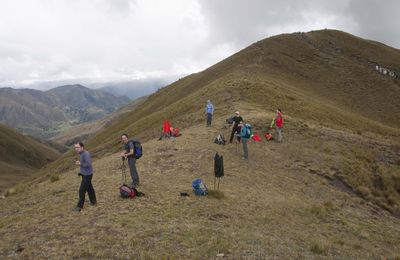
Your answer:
[270,108,284,142]
[229,111,243,143]
[239,122,252,159]
[73,142,97,212]
[121,133,140,188]
[205,100,214,127]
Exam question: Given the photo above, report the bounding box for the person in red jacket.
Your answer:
[270,108,284,142]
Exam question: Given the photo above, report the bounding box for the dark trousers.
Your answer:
[230,126,241,143]
[128,157,140,188]
[77,174,96,209]
[206,113,212,126]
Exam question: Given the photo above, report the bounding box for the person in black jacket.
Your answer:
[229,111,243,143]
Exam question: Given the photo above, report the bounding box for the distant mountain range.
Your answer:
[0,84,130,139]
[91,76,182,99]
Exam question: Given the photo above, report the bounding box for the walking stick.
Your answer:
[121,157,127,185]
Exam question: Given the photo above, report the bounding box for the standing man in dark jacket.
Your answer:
[229,111,243,143]
[74,142,96,212]
[121,133,140,188]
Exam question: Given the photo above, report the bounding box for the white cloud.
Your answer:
[0,0,399,88]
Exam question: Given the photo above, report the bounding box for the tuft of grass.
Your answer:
[208,190,225,199]
[324,201,334,211]
[310,240,331,255]
[49,174,60,183]
[310,205,327,219]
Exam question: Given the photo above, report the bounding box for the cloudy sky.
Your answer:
[0,0,399,88]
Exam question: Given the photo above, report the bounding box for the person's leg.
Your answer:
[242,138,248,159]
[87,175,97,204]
[276,126,282,142]
[236,127,242,143]
[208,113,212,126]
[77,175,90,209]
[128,157,140,188]
[229,127,236,143]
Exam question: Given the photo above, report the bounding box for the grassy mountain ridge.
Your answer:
[41,29,400,216]
[1,29,399,257]
[0,124,60,193]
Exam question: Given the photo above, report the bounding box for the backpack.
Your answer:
[265,132,273,141]
[120,185,136,198]
[214,134,226,145]
[129,140,143,159]
[226,116,234,125]
[241,123,252,139]
[172,128,181,137]
[192,178,208,196]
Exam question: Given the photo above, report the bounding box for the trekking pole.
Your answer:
[214,177,216,190]
[121,157,126,185]
[235,133,239,156]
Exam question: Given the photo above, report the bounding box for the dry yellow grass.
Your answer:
[1,112,399,258]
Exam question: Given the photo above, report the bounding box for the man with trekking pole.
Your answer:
[121,133,140,189]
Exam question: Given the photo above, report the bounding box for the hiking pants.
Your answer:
[242,138,249,159]
[128,157,140,188]
[207,113,212,127]
[230,126,241,143]
[77,174,96,209]
[276,126,283,142]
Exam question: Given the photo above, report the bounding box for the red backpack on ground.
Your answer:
[120,185,136,198]
[265,132,273,141]
[172,127,181,137]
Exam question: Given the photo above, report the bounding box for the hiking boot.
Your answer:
[90,202,97,206]
[72,207,81,212]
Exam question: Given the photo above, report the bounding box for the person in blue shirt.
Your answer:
[73,142,97,212]
[205,100,214,127]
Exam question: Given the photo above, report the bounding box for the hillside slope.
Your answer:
[0,124,60,193]
[50,95,148,146]
[0,85,130,139]
[0,116,399,258]
[86,29,400,156]
[43,29,400,216]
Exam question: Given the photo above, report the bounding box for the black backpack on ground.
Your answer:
[214,134,226,145]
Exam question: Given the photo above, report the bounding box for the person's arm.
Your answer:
[270,118,275,128]
[123,142,135,157]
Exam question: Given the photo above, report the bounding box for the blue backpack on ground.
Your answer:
[241,123,252,139]
[192,178,208,196]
